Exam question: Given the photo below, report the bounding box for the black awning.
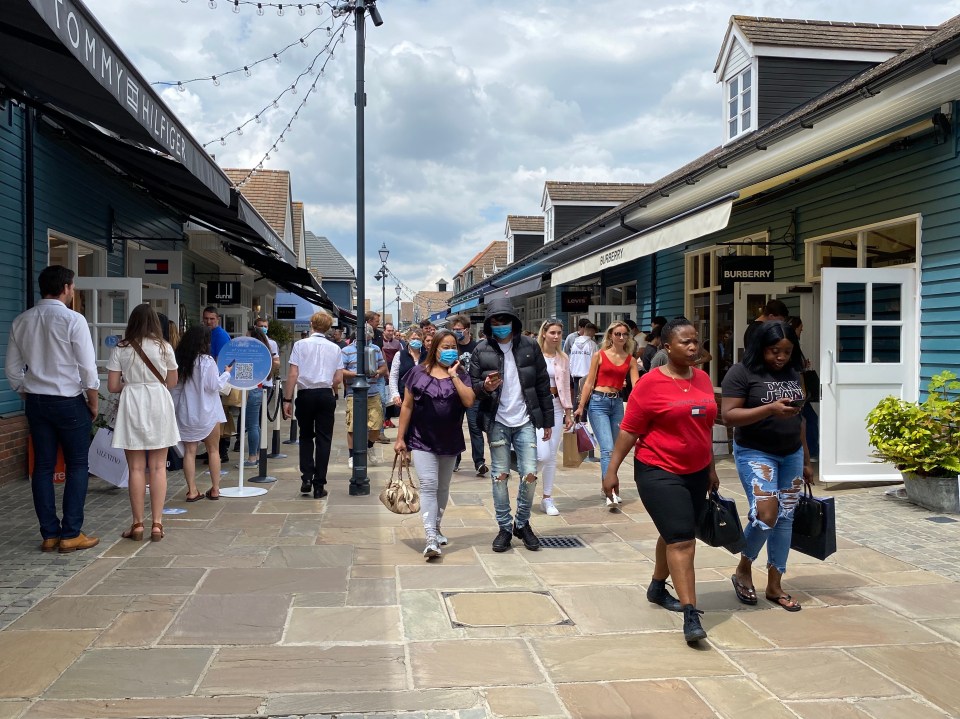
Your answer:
[0,0,232,205]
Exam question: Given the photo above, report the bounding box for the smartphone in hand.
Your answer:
[787,397,805,408]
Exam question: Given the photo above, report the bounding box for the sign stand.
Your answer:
[219,389,267,497]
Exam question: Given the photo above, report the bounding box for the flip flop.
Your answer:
[185,493,204,503]
[767,594,802,612]
[731,575,758,605]
[204,489,220,501]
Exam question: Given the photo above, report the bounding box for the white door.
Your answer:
[219,307,251,338]
[733,282,815,361]
[589,305,632,333]
[73,278,143,369]
[142,286,178,323]
[820,267,918,483]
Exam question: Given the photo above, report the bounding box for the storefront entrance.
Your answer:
[73,278,142,369]
[588,305,633,334]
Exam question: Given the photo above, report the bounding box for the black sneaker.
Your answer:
[313,486,328,499]
[300,480,312,495]
[513,522,541,551]
[647,579,682,612]
[476,463,489,477]
[682,605,707,643]
[492,528,512,553]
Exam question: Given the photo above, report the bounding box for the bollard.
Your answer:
[249,387,277,483]
[267,380,287,459]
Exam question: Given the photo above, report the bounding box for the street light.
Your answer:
[395,283,401,327]
[374,243,388,321]
[378,242,389,265]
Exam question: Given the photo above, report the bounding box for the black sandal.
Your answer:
[731,575,758,605]
[767,594,802,612]
[185,492,204,502]
[204,488,220,500]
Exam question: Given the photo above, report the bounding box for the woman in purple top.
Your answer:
[395,330,475,559]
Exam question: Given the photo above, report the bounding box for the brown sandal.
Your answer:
[204,488,220,500]
[151,522,164,542]
[122,522,144,542]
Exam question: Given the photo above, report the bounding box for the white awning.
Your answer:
[484,276,542,303]
[550,200,734,286]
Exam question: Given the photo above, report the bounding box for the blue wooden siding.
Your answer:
[0,105,25,415]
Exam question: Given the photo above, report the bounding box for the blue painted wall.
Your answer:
[322,279,353,314]
[0,104,26,416]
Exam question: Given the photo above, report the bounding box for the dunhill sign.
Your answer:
[208,281,241,305]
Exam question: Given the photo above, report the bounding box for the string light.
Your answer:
[179,0,336,12]
[153,22,329,87]
[204,18,349,151]
[233,24,348,187]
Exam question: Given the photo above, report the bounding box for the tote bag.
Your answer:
[790,487,837,560]
[88,428,129,488]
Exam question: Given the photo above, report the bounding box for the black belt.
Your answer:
[593,390,620,398]
[299,387,333,393]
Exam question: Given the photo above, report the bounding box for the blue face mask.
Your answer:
[438,349,459,366]
[491,324,512,340]
[409,340,423,350]
[453,330,465,340]
[258,326,268,335]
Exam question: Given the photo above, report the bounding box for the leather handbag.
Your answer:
[791,486,837,560]
[379,451,420,515]
[792,484,824,538]
[697,491,744,552]
[574,423,597,453]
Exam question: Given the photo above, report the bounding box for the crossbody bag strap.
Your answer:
[129,339,166,384]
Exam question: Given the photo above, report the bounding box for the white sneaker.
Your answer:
[368,453,381,466]
[436,530,449,546]
[423,541,441,559]
[612,492,622,505]
[541,497,560,516]
[347,457,353,470]
[605,496,620,512]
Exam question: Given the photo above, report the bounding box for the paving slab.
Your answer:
[21,695,262,719]
[7,596,128,630]
[200,645,407,693]
[161,593,290,644]
[346,576,397,606]
[51,558,124,596]
[483,686,564,717]
[86,567,206,596]
[856,583,960,619]
[856,697,954,719]
[263,544,355,567]
[399,565,494,591]
[400,590,463,641]
[0,630,97,699]
[410,639,544,688]
[556,679,715,719]
[785,701,873,718]
[197,566,347,594]
[690,676,796,719]
[95,605,180,647]
[0,702,29,719]
[44,647,213,699]
[446,591,567,627]
[284,606,403,643]
[850,643,960,716]
[549,585,679,633]
[265,689,481,716]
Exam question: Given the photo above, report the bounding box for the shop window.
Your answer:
[605,282,637,306]
[526,294,545,333]
[725,66,754,142]
[805,216,918,282]
[685,234,767,388]
[48,234,106,277]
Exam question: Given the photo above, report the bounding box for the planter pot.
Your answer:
[903,472,960,514]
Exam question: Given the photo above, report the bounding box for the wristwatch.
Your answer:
[282,398,292,403]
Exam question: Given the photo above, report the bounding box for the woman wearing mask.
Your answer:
[171,326,232,501]
[575,321,641,509]
[536,320,574,515]
[602,318,719,644]
[722,320,812,612]
[389,327,425,410]
[395,330,475,559]
[107,304,179,542]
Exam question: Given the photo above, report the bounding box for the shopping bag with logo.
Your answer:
[87,427,129,488]
[562,430,587,468]
[790,486,836,560]
[379,451,420,515]
[697,490,744,552]
[575,422,598,453]
[28,436,66,484]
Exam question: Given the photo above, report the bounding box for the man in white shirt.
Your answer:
[5,266,100,553]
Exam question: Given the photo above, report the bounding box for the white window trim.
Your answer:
[605,281,637,306]
[723,57,757,144]
[545,207,555,244]
[804,214,921,283]
[47,231,107,276]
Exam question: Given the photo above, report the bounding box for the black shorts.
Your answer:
[633,459,710,544]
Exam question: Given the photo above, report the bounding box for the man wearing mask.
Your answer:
[341,323,387,468]
[448,314,487,476]
[469,299,553,553]
[380,323,402,428]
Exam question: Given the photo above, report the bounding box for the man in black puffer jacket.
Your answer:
[469,297,554,553]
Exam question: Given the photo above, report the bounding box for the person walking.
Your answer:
[395,329,475,559]
[201,306,234,464]
[389,327,426,411]
[562,317,591,354]
[574,321,640,509]
[469,298,554,553]
[789,316,820,462]
[743,299,788,353]
[602,317,719,644]
[448,314,488,476]
[171,326,232,501]
[567,322,598,406]
[536,320,574,516]
[282,311,344,498]
[341,324,386,470]
[380,323,403,428]
[107,304,180,543]
[5,265,101,552]
[722,320,812,612]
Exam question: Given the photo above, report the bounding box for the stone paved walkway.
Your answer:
[1,404,959,719]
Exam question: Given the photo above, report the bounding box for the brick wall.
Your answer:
[0,415,28,486]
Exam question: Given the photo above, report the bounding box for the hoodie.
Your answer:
[568,335,597,377]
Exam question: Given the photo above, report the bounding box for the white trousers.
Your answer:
[536,397,564,496]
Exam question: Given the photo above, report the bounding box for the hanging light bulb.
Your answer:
[273,53,280,64]
[254,114,261,124]
[244,66,251,77]
[256,3,263,15]
[277,4,284,16]
[177,81,185,92]
[299,37,308,47]
[320,67,325,77]
[211,75,220,86]
[279,135,285,143]
[290,84,297,94]
[220,137,226,146]
[307,63,315,76]
[236,126,243,135]
[265,153,270,161]
[315,3,322,14]
[180,0,188,4]
[208,0,216,8]
[326,26,332,37]
[232,0,239,11]
[272,99,279,109]
[297,4,305,15]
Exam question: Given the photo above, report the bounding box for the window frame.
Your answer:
[724,60,756,143]
[804,214,920,283]
[526,293,545,333]
[47,232,107,277]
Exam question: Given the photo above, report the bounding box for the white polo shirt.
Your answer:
[289,334,343,389]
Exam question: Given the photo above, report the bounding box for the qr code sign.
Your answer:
[234,363,254,381]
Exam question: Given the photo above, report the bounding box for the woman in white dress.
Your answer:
[171,326,232,501]
[107,304,179,542]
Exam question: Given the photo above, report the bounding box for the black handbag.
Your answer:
[697,491,744,553]
[790,486,836,560]
[792,484,824,537]
[802,369,820,403]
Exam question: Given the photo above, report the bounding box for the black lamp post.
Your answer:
[375,242,389,318]
[395,283,402,327]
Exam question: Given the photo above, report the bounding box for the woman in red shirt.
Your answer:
[603,317,719,645]
[574,321,640,508]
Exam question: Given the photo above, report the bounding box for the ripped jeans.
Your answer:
[489,420,538,530]
[733,442,805,574]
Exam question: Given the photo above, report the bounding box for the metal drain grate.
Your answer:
[926,516,958,524]
[539,535,586,549]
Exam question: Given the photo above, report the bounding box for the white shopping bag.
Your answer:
[88,428,129,488]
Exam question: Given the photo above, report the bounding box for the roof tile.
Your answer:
[224,168,291,238]
[545,181,650,202]
[733,15,937,51]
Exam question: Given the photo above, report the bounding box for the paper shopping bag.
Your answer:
[562,430,586,468]
[87,428,129,488]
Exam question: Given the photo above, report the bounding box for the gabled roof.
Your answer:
[454,240,508,280]
[506,215,544,234]
[304,230,355,281]
[224,169,291,238]
[291,201,304,258]
[543,181,650,206]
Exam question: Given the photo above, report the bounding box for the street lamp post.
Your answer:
[375,242,389,321]
[395,283,401,327]
[339,0,383,496]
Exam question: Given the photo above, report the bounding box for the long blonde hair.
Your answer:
[600,320,636,356]
[537,319,566,359]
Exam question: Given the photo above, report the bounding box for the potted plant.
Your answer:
[865,371,960,513]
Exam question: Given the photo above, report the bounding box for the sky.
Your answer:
[87,0,960,310]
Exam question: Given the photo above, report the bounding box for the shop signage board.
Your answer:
[561,291,592,312]
[719,255,775,292]
[128,250,183,285]
[208,281,241,305]
[275,305,297,320]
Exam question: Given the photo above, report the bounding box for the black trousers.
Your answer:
[295,388,336,487]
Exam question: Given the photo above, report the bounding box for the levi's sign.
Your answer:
[719,256,775,292]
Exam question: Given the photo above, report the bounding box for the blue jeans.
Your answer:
[245,389,263,458]
[459,401,485,469]
[489,420,538,529]
[733,442,805,574]
[25,394,93,540]
[587,393,624,479]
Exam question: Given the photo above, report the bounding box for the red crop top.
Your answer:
[595,350,631,388]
